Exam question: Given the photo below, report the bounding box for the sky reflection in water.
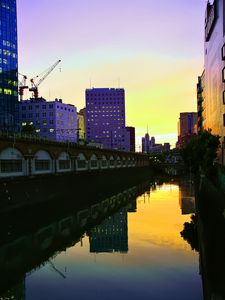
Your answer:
[26,182,202,300]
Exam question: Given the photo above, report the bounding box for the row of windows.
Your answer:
[87,102,123,106]
[0,49,17,58]
[0,159,22,173]
[22,120,54,126]
[0,40,16,49]
[21,104,74,112]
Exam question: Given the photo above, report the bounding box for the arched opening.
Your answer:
[101,155,108,169]
[57,152,71,172]
[122,157,126,168]
[33,150,52,174]
[116,156,121,168]
[90,154,98,169]
[0,147,25,177]
[77,153,87,170]
[109,156,115,168]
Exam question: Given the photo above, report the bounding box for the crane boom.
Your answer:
[36,60,61,87]
[29,59,61,98]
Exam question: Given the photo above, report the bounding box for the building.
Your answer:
[0,0,18,131]
[197,71,205,134]
[177,112,197,148]
[85,88,128,151]
[142,133,150,153]
[142,132,170,153]
[202,0,225,163]
[89,206,128,253]
[77,108,86,141]
[126,126,135,152]
[18,98,77,142]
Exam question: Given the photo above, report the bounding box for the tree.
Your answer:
[21,123,36,136]
[181,129,220,176]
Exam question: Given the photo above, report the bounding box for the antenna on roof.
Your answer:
[89,78,92,89]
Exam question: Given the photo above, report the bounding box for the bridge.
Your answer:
[0,135,150,178]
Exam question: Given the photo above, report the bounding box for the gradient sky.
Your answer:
[17,0,206,148]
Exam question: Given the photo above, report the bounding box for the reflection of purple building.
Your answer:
[18,98,77,142]
[86,88,128,150]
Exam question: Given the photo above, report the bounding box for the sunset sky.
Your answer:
[17,0,206,148]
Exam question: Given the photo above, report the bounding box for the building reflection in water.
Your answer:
[0,182,150,298]
[89,206,129,253]
[179,180,196,215]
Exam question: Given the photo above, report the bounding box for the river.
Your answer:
[0,178,203,300]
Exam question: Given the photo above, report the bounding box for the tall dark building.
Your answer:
[0,0,18,131]
[126,126,135,152]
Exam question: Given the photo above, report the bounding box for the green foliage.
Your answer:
[181,129,220,176]
[21,123,36,135]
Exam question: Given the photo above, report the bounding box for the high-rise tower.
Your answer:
[0,0,18,131]
[86,88,128,150]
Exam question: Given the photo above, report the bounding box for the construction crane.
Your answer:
[29,59,61,98]
[18,72,28,101]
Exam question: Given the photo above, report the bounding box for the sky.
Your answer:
[17,0,206,148]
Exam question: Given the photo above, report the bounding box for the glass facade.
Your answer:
[0,0,18,131]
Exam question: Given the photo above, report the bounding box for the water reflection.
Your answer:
[89,206,128,253]
[181,189,225,299]
[0,179,204,300]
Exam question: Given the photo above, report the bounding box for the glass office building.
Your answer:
[0,0,18,131]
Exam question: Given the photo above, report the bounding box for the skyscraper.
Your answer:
[0,0,18,131]
[202,0,225,163]
[86,88,128,150]
[126,126,135,152]
[177,112,197,148]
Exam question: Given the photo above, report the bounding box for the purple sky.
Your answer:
[17,0,206,147]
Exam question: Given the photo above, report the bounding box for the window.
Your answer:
[90,160,98,168]
[77,160,86,168]
[59,160,70,170]
[222,67,225,82]
[223,91,225,104]
[0,160,22,173]
[35,160,50,171]
[222,43,225,60]
[42,105,46,109]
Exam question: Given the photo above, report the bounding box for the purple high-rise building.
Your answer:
[18,97,77,142]
[86,88,128,150]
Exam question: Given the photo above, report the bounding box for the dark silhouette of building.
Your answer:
[126,126,135,152]
[0,0,18,131]
[177,112,197,148]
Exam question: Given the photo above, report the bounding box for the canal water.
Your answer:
[0,179,203,300]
